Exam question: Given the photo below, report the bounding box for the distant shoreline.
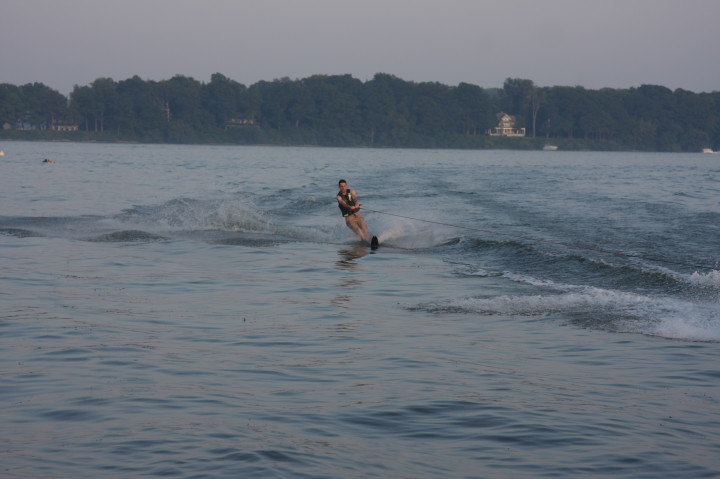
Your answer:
[0,133,640,153]
[2,75,717,153]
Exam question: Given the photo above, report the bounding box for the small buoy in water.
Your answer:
[0,150,4,156]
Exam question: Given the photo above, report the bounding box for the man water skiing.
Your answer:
[337,179,377,248]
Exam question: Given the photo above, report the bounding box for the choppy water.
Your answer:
[1,141,719,478]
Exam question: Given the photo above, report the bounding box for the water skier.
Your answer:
[336,179,371,244]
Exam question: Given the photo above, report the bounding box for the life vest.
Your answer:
[338,190,356,216]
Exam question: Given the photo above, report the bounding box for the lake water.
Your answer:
[1,141,719,478]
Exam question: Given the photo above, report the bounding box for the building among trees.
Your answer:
[487,113,526,137]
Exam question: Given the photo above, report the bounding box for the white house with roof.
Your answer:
[487,113,525,137]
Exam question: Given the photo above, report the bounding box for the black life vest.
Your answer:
[338,190,356,216]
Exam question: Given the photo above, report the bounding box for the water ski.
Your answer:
[370,236,379,250]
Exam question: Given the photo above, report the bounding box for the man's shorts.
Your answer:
[344,212,366,228]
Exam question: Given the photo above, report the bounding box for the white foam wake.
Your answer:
[688,269,720,288]
[423,273,720,342]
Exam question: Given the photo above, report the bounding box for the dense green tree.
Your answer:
[158,76,203,123]
[410,82,457,141]
[543,86,583,138]
[114,76,166,141]
[70,78,118,132]
[0,84,24,126]
[70,85,95,130]
[303,74,363,145]
[93,78,118,131]
[240,83,263,122]
[455,82,496,136]
[361,73,415,146]
[673,89,717,151]
[156,75,218,142]
[204,73,246,127]
[18,82,67,129]
[529,88,545,138]
[502,78,535,125]
[711,92,720,150]
[288,80,316,131]
[2,72,719,151]
[361,74,397,146]
[626,85,679,149]
[255,78,298,130]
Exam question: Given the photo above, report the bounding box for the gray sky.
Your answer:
[2,0,719,96]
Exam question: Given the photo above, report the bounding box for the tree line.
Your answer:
[1,73,718,152]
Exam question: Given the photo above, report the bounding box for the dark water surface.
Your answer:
[1,142,719,478]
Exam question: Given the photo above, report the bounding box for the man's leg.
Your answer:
[345,214,370,242]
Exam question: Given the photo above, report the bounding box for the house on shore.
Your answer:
[487,113,525,137]
[52,121,79,132]
[225,118,257,130]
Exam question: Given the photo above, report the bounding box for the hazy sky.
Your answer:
[2,0,719,95]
